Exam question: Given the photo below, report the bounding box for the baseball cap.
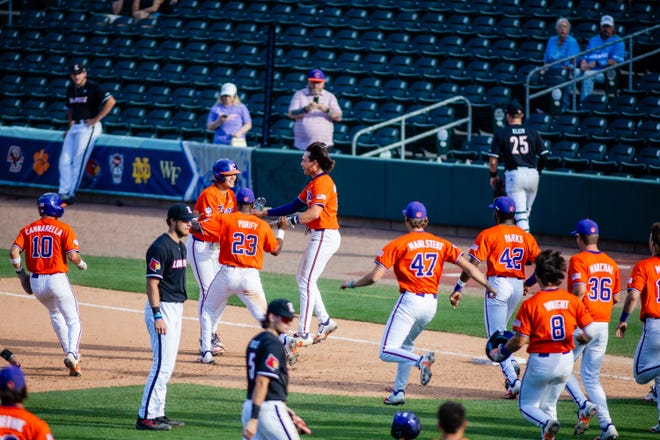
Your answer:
[220,82,237,96]
[236,187,255,204]
[307,68,326,82]
[402,201,427,219]
[600,15,614,27]
[505,99,524,116]
[267,298,295,319]
[489,196,516,213]
[571,219,599,235]
[0,366,25,392]
[70,64,86,75]
[167,204,194,221]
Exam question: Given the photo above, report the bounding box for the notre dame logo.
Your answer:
[132,157,151,184]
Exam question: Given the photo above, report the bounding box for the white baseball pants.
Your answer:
[241,399,300,440]
[186,237,220,337]
[504,167,540,232]
[58,121,101,197]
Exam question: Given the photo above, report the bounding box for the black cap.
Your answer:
[505,99,524,116]
[71,64,86,74]
[167,204,194,221]
[267,299,295,318]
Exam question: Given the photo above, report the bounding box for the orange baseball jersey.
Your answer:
[468,224,539,278]
[627,255,660,321]
[191,185,237,242]
[375,231,463,294]
[568,250,621,322]
[513,288,593,353]
[199,211,278,270]
[0,405,54,439]
[12,217,80,275]
[297,173,339,230]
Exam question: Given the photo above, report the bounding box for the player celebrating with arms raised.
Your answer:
[252,142,340,355]
[342,201,497,405]
[615,222,660,434]
[488,249,593,440]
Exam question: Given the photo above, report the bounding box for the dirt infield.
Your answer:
[0,195,647,401]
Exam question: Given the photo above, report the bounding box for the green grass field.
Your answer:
[1,251,654,439]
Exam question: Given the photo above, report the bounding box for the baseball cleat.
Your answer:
[650,423,660,433]
[313,319,339,344]
[504,379,521,399]
[574,400,597,436]
[644,385,657,402]
[155,416,185,427]
[197,351,214,364]
[598,423,618,440]
[383,389,405,406]
[211,333,226,355]
[290,333,314,348]
[284,335,300,367]
[543,419,560,440]
[136,417,172,431]
[64,352,82,377]
[419,351,435,386]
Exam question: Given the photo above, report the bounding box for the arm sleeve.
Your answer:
[267,198,306,217]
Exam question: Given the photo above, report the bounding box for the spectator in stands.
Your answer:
[288,69,342,151]
[206,83,252,147]
[542,18,581,111]
[578,15,625,104]
[113,0,179,20]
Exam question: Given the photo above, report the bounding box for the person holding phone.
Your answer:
[207,82,252,146]
[288,69,342,151]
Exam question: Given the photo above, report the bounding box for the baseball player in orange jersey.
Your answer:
[563,219,620,440]
[489,249,594,440]
[194,188,288,364]
[341,201,497,405]
[615,222,660,434]
[252,142,341,355]
[451,196,539,399]
[0,366,54,440]
[9,193,87,377]
[187,158,241,356]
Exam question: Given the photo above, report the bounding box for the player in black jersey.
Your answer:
[136,204,194,431]
[488,99,549,232]
[242,299,310,439]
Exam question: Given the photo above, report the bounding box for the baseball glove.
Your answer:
[492,176,506,198]
[485,330,514,362]
[291,414,312,435]
[16,268,32,295]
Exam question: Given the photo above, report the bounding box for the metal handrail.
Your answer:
[1,0,14,26]
[524,23,660,115]
[351,96,472,159]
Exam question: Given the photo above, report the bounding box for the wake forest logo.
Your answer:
[132,157,151,184]
[6,145,24,173]
[160,161,181,186]
[110,153,124,184]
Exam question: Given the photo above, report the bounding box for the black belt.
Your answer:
[537,351,570,357]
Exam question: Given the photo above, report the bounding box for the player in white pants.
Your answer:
[58,64,115,203]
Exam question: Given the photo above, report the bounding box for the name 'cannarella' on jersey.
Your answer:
[407,239,444,251]
[589,263,615,274]
[25,224,63,236]
[543,300,569,311]
[238,220,259,230]
[0,415,27,431]
[504,234,524,243]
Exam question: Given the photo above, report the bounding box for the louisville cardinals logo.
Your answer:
[265,353,279,371]
[149,258,161,272]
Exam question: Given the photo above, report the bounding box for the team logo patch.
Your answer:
[571,273,581,281]
[110,153,124,184]
[33,149,50,176]
[265,353,279,371]
[6,145,24,173]
[149,258,162,272]
[205,206,213,215]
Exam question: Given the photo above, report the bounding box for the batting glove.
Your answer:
[77,260,88,271]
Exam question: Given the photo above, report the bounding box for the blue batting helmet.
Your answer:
[212,158,240,183]
[391,411,421,439]
[37,192,64,218]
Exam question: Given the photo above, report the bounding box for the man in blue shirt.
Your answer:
[578,15,625,103]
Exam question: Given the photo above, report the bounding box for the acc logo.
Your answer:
[110,153,124,184]
[6,145,24,173]
[148,258,161,272]
[33,149,50,176]
[132,157,151,184]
